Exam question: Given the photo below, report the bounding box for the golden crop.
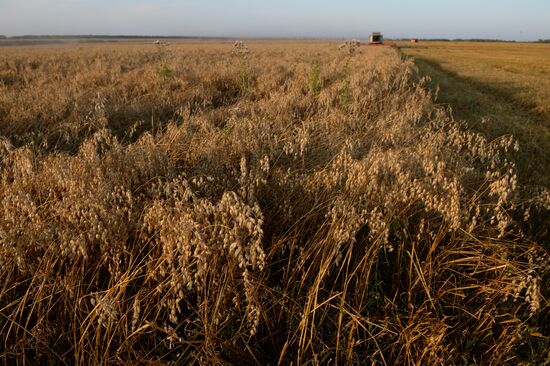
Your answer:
[0,41,548,365]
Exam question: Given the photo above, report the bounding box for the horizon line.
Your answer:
[1,34,547,42]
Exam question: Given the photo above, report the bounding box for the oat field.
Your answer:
[0,41,549,365]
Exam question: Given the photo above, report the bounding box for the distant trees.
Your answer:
[0,35,6,39]
[537,39,550,43]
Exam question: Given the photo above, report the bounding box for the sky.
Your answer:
[0,0,549,41]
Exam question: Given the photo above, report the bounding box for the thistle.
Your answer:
[232,40,251,93]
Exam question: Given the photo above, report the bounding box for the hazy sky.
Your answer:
[1,0,549,40]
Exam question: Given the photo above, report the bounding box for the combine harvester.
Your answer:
[369,32,384,45]
[366,32,396,47]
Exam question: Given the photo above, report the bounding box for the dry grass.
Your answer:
[0,41,549,365]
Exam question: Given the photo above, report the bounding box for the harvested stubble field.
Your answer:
[400,41,550,187]
[0,41,549,365]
